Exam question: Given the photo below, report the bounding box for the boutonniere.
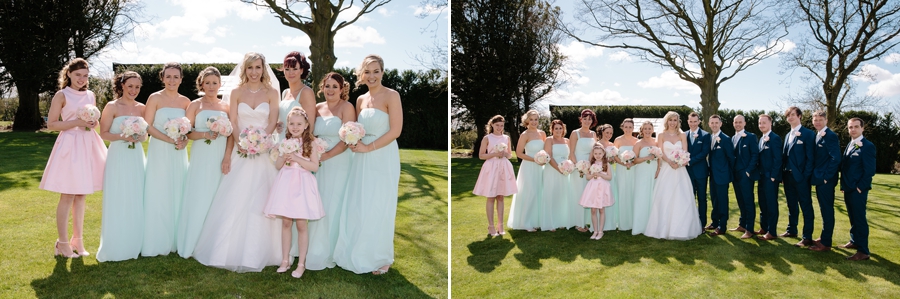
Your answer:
[762,136,769,142]
[740,132,746,137]
[818,131,825,137]
[854,141,862,150]
[794,131,801,137]
[693,133,699,139]
[715,136,721,143]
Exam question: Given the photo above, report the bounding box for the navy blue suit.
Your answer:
[756,132,783,235]
[812,128,841,247]
[732,131,759,232]
[686,129,711,227]
[708,131,734,231]
[840,137,876,255]
[782,126,815,239]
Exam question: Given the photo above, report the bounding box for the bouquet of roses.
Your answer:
[648,146,663,163]
[559,159,575,175]
[589,164,604,177]
[205,116,233,144]
[605,146,619,164]
[670,149,691,166]
[338,121,366,145]
[76,105,101,131]
[575,160,590,178]
[619,149,636,164]
[492,143,508,154]
[237,126,274,158]
[533,150,550,165]
[119,116,148,149]
[163,117,191,149]
[277,138,302,166]
[313,137,328,159]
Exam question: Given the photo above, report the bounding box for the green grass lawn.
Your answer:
[0,131,448,298]
[452,157,900,298]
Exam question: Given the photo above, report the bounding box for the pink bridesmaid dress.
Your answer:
[579,165,614,209]
[263,142,325,220]
[39,87,107,194]
[472,134,517,197]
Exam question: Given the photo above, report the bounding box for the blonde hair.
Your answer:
[354,54,385,90]
[520,110,539,127]
[285,107,314,159]
[58,58,89,91]
[195,66,221,94]
[663,111,681,132]
[239,52,272,89]
[639,121,655,138]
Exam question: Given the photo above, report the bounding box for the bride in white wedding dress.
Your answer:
[644,111,703,240]
[192,53,283,272]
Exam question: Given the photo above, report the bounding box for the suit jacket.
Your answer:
[783,126,815,183]
[812,128,841,186]
[757,132,783,183]
[708,131,735,185]
[840,137,876,192]
[732,131,759,182]
[686,129,711,180]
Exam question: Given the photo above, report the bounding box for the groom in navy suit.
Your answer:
[808,111,841,252]
[685,112,712,229]
[730,115,759,239]
[781,106,816,247]
[756,114,782,241]
[706,115,734,236]
[839,118,875,261]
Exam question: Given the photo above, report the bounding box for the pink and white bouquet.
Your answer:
[237,126,275,158]
[492,143,508,154]
[589,164,604,176]
[205,116,233,144]
[163,117,192,149]
[575,160,590,178]
[605,146,619,164]
[338,121,366,145]
[559,159,575,175]
[619,150,635,164]
[119,116,148,149]
[313,137,328,159]
[277,138,302,165]
[648,146,663,163]
[76,105,101,131]
[533,150,550,165]
[670,149,691,166]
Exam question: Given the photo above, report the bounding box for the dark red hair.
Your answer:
[580,109,597,128]
[282,51,311,80]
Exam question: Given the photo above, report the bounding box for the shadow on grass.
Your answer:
[400,161,445,203]
[466,236,515,273]
[31,254,433,298]
[0,132,55,192]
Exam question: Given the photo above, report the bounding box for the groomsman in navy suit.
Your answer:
[839,118,875,261]
[808,111,841,252]
[756,114,783,241]
[729,115,759,239]
[706,115,734,236]
[781,106,816,247]
[685,112,712,229]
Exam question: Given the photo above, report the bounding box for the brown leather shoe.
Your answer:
[809,241,831,252]
[704,225,715,231]
[779,232,798,238]
[740,232,755,239]
[754,229,767,235]
[729,226,747,232]
[840,242,858,249]
[847,252,870,261]
[794,239,814,247]
[709,229,725,236]
[757,233,777,240]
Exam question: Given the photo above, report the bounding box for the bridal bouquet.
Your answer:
[619,150,636,164]
[559,160,575,175]
[76,105,101,131]
[671,149,691,166]
[164,117,192,149]
[575,160,590,178]
[313,137,328,159]
[238,126,274,158]
[338,121,366,145]
[205,116,233,144]
[648,146,663,163]
[605,146,619,164]
[533,150,550,165]
[277,138,302,166]
[119,116,148,149]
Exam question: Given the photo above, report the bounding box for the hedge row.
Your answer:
[111,64,447,149]
[550,105,900,173]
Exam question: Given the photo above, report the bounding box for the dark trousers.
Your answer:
[783,171,815,239]
[845,189,870,255]
[757,178,779,234]
[691,174,709,227]
[733,176,756,231]
[815,180,837,247]
[709,182,730,231]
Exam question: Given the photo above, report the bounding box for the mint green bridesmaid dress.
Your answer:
[571,131,594,229]
[541,143,571,231]
[615,145,635,231]
[632,146,657,235]
[142,107,189,256]
[96,116,146,262]
[507,139,544,231]
[306,115,352,270]
[176,109,228,258]
[277,88,303,141]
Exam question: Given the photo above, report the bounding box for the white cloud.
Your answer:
[673,92,680,97]
[413,4,444,16]
[139,0,265,44]
[638,70,700,94]
[277,35,312,48]
[884,53,900,64]
[856,64,900,97]
[334,25,386,48]
[213,26,228,37]
[614,82,620,87]
[557,41,603,63]
[377,7,394,17]
[99,42,244,66]
[752,39,796,57]
[337,5,370,23]
[608,51,632,62]
[855,64,893,82]
[543,89,636,110]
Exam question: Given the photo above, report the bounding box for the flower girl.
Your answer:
[472,115,517,237]
[579,144,614,240]
[263,107,325,278]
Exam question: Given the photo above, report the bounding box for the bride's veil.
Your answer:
[220,54,281,103]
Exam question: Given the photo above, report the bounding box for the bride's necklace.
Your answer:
[249,85,262,93]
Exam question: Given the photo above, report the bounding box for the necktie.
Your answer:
[846,142,853,156]
[733,133,740,149]
[759,133,766,151]
[816,131,821,143]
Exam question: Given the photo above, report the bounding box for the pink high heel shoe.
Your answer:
[70,237,89,257]
[277,260,290,273]
[291,264,305,278]
[54,240,79,258]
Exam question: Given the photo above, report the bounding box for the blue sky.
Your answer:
[94,0,447,76]
[543,2,900,114]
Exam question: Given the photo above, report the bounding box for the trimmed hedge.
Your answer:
[550,105,900,173]
[111,64,447,149]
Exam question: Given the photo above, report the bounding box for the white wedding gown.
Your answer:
[192,102,281,272]
[644,141,703,240]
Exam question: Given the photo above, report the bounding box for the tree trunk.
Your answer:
[307,31,336,102]
[698,80,719,131]
[12,80,43,131]
[823,82,839,128]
